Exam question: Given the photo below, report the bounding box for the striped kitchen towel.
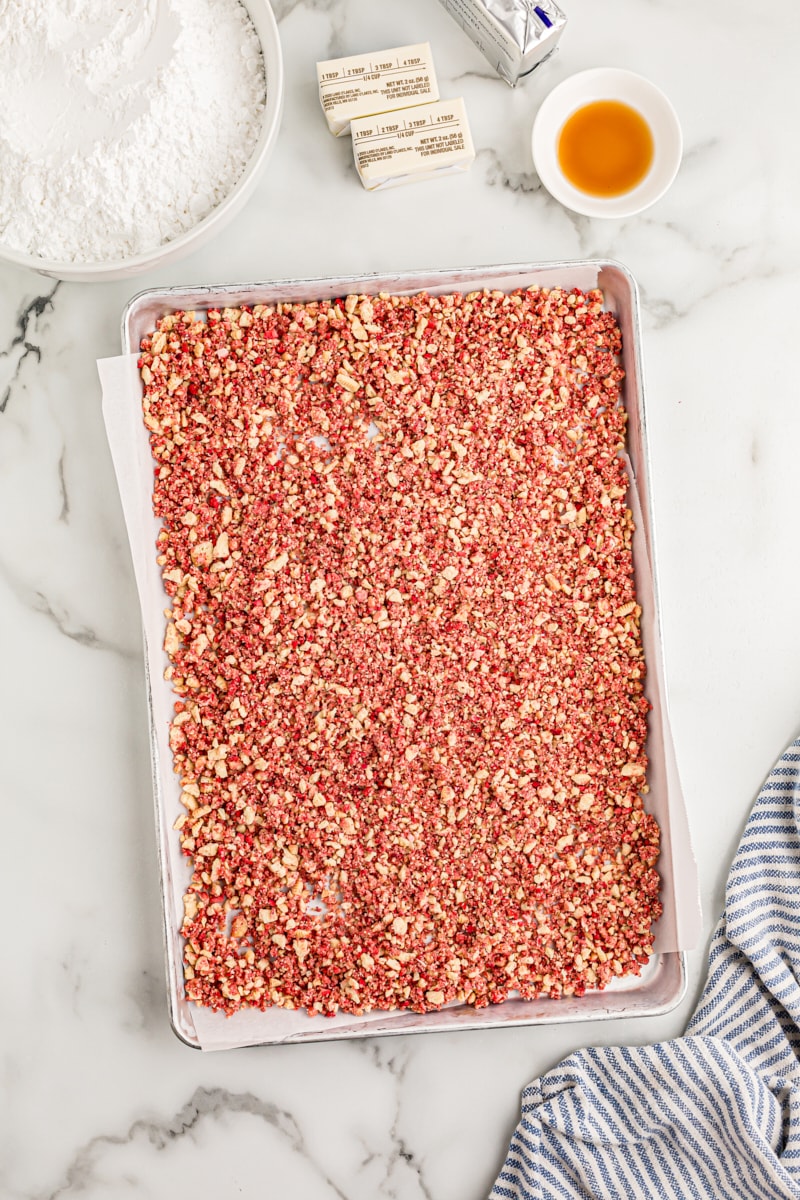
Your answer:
[490,738,800,1199]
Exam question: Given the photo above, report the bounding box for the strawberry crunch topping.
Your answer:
[139,286,661,1019]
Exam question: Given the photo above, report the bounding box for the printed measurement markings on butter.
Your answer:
[317,43,439,136]
[351,98,475,190]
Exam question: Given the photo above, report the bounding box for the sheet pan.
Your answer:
[99,260,701,1049]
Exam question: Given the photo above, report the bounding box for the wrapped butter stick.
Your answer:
[436,0,566,86]
[317,43,439,136]
[351,98,475,191]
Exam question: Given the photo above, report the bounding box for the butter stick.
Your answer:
[435,0,566,87]
[317,43,439,137]
[351,98,475,191]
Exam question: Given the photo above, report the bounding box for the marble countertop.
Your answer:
[3,0,800,1196]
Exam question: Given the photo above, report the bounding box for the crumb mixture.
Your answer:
[139,286,661,1018]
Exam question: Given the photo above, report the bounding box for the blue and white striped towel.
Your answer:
[491,738,800,1199]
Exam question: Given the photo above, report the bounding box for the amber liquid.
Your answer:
[557,100,654,198]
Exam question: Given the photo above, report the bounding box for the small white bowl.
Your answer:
[532,68,682,219]
[0,0,284,282]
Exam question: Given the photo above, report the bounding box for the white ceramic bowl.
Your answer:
[532,68,682,219]
[0,0,284,282]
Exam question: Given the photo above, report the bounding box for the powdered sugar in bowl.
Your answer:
[0,0,284,282]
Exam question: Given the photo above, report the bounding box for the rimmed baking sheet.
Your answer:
[99,260,701,1050]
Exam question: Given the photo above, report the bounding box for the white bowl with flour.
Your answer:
[0,0,284,282]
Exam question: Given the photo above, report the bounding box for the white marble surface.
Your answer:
[3,0,800,1196]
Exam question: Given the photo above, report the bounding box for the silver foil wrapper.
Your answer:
[436,0,566,86]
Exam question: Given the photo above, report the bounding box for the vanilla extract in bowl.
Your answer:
[531,68,682,219]
[557,100,654,198]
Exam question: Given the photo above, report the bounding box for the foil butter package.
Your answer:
[436,0,566,86]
